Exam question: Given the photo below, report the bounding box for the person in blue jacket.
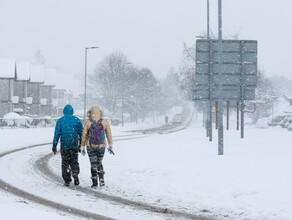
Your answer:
[52,104,83,187]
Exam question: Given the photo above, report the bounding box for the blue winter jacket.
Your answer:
[53,105,83,150]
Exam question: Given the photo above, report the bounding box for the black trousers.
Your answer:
[60,149,80,183]
[87,147,105,180]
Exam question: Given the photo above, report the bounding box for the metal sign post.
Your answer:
[218,0,223,155]
[193,32,257,154]
[207,0,213,142]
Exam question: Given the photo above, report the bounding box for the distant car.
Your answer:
[287,123,292,131]
[173,114,182,123]
[255,118,269,129]
[279,117,292,128]
[110,118,120,126]
[268,115,286,127]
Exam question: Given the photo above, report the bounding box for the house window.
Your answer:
[58,91,65,99]
[53,92,57,99]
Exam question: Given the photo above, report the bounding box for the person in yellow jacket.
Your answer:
[80,105,113,188]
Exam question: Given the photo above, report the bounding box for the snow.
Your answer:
[0,193,73,220]
[44,68,57,86]
[30,64,44,83]
[16,61,30,81]
[2,112,33,127]
[53,72,76,91]
[0,58,16,78]
[0,113,292,219]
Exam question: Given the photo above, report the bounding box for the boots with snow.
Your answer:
[74,176,79,186]
[91,178,98,188]
[98,171,105,187]
[99,178,105,187]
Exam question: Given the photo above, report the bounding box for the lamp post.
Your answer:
[207,0,213,142]
[84,46,98,123]
[121,62,132,127]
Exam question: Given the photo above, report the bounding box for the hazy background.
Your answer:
[0,0,291,79]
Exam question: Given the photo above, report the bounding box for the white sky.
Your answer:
[0,0,291,79]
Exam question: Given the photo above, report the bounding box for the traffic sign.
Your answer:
[193,39,257,101]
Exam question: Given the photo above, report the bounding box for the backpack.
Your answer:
[89,118,105,146]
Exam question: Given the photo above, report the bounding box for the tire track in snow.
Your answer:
[36,150,212,220]
[0,144,112,220]
[0,111,214,220]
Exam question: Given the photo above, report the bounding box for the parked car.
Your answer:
[287,123,292,131]
[255,118,269,129]
[110,118,120,126]
[279,116,292,128]
[268,115,286,127]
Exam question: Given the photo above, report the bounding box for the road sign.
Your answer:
[193,86,255,100]
[193,39,257,101]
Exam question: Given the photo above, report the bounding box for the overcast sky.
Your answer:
[0,0,292,80]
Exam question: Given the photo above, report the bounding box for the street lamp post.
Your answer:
[121,62,132,127]
[84,46,98,123]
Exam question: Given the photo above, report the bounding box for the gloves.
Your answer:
[52,147,57,154]
[78,139,81,153]
[108,145,114,155]
[81,146,86,156]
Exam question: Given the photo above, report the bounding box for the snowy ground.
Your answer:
[0,113,292,219]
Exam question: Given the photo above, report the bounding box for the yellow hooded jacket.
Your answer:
[81,106,113,147]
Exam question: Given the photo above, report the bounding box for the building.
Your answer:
[52,72,82,116]
[52,89,68,116]
[282,95,292,115]
[1,57,81,118]
[0,58,16,117]
[41,68,55,116]
[13,61,30,114]
[27,64,44,115]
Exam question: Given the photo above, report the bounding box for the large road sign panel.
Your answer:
[193,86,255,100]
[193,39,257,101]
[195,74,257,86]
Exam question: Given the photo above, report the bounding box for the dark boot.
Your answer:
[91,178,97,188]
[74,176,79,186]
[98,171,105,187]
[99,178,105,187]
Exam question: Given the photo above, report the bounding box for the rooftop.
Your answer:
[0,58,16,78]
[16,61,30,81]
[30,64,44,83]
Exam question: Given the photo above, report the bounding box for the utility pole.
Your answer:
[218,0,224,155]
[83,46,98,124]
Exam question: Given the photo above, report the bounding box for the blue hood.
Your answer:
[53,104,83,150]
[63,104,74,116]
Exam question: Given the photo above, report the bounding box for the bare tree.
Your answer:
[89,52,128,115]
[89,52,162,121]
[135,67,162,121]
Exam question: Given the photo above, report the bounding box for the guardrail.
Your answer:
[0,118,57,129]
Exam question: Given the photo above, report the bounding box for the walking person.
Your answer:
[80,105,113,188]
[52,104,83,187]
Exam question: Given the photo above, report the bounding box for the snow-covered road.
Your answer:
[0,144,176,220]
[1,117,292,219]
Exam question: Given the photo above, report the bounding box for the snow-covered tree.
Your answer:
[160,67,183,111]
[33,50,46,65]
[135,67,162,121]
[89,52,162,121]
[89,52,128,115]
